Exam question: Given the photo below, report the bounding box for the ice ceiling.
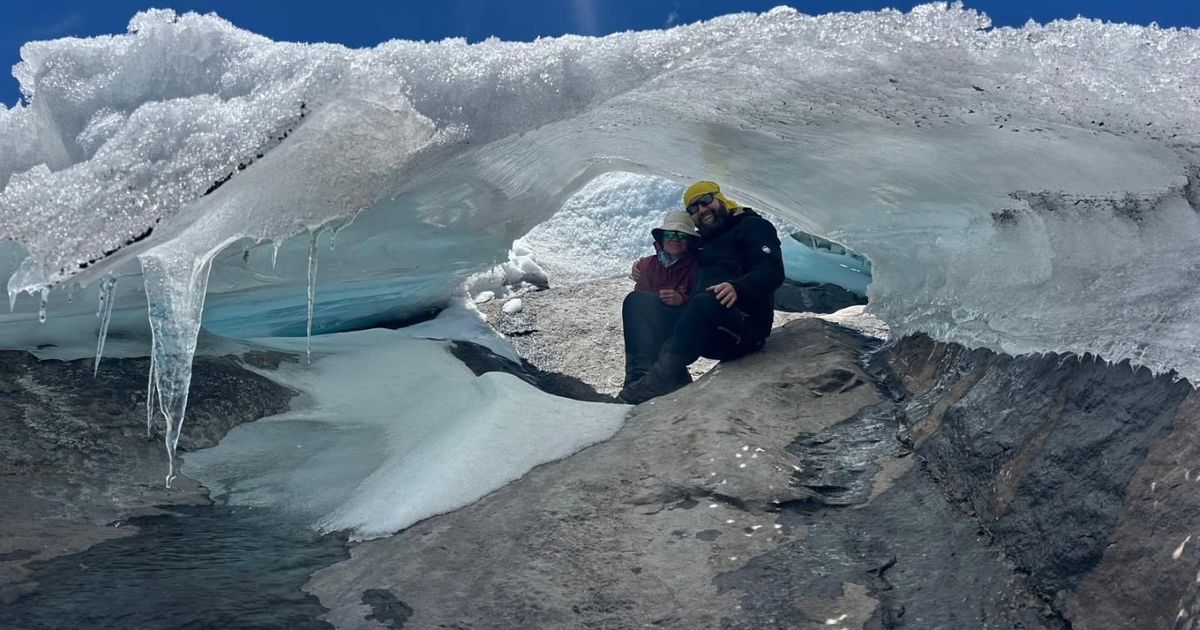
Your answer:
[0,4,1198,474]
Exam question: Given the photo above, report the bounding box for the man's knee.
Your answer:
[685,291,722,314]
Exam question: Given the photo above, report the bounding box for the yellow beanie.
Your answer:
[683,180,742,212]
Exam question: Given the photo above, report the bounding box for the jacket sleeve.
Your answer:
[730,217,785,303]
[632,255,655,293]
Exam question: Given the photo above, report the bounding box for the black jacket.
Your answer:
[694,208,785,343]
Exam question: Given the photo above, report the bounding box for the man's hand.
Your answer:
[707,282,738,307]
[630,261,642,282]
[659,289,685,306]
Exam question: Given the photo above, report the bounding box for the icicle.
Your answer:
[66,284,75,304]
[94,276,118,376]
[140,251,215,488]
[306,232,319,365]
[271,240,282,269]
[328,210,360,252]
[37,288,48,323]
[146,348,157,439]
[95,279,107,317]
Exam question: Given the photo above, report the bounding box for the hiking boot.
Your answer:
[624,352,650,389]
[618,369,685,404]
[673,368,692,387]
[624,367,648,389]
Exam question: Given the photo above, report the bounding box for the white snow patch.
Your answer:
[183,327,625,539]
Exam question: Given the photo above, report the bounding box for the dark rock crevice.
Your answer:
[447,339,613,403]
[887,334,1200,629]
[0,350,299,604]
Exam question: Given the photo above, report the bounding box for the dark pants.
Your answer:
[621,291,761,385]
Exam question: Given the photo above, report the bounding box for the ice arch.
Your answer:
[1,4,1198,474]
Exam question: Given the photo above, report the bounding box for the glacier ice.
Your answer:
[781,232,873,296]
[0,4,1199,473]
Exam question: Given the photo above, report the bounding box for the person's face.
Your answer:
[688,193,727,231]
[661,232,690,257]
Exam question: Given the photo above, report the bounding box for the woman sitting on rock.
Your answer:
[624,211,701,387]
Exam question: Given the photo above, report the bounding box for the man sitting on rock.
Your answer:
[619,181,785,404]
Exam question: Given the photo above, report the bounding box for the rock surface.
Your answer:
[305,319,888,629]
[305,320,1064,629]
[0,350,296,604]
[889,336,1200,630]
[308,290,1199,629]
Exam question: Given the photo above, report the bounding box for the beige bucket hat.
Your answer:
[651,211,700,241]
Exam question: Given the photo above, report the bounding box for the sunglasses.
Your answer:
[686,193,716,215]
[660,230,692,240]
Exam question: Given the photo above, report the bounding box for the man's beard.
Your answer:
[696,206,729,235]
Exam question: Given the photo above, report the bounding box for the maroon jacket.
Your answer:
[633,250,699,303]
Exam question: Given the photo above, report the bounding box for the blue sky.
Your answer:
[4,1,1198,105]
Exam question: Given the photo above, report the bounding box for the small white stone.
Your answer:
[502,298,523,314]
[1173,535,1192,560]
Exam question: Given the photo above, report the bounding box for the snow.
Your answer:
[515,172,685,282]
[182,326,626,539]
[402,295,521,363]
[0,4,1199,474]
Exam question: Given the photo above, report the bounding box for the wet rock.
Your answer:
[0,350,296,604]
[889,335,1200,629]
[773,279,867,314]
[361,589,414,629]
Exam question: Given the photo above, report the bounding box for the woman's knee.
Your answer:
[623,290,658,314]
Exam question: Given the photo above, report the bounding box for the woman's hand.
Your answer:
[630,261,642,281]
[659,289,685,306]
